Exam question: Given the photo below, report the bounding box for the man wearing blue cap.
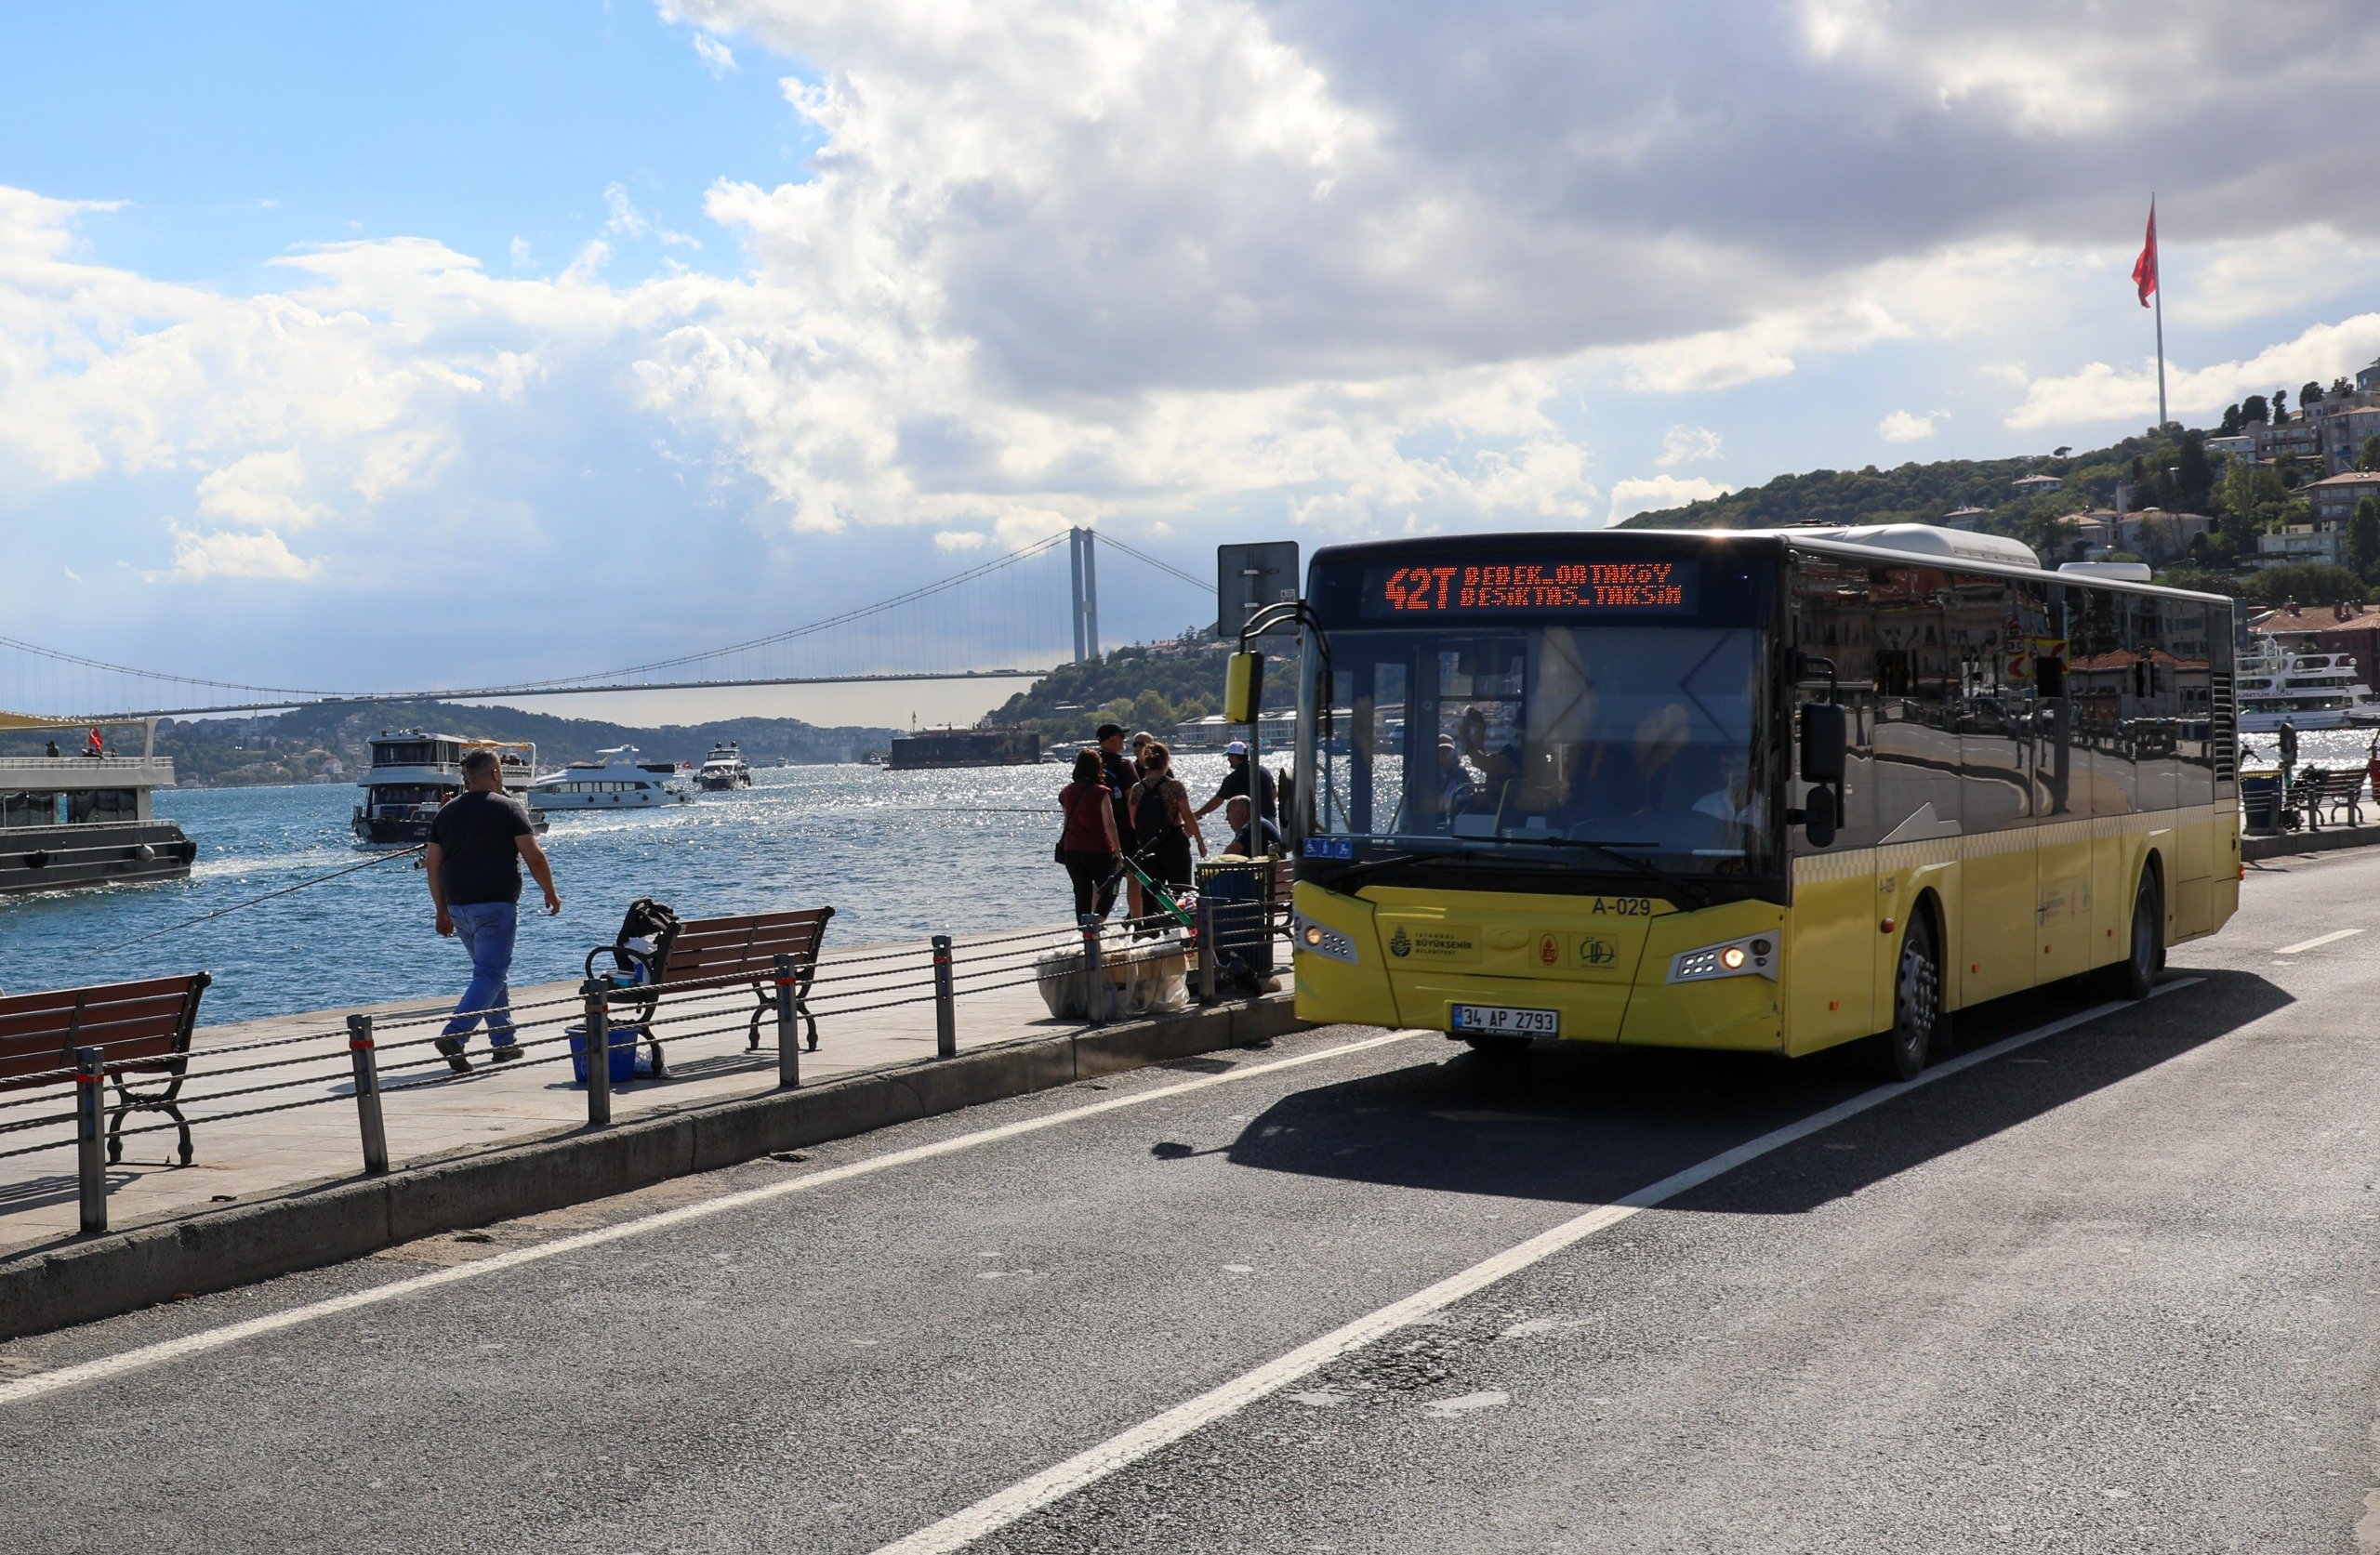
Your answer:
[1195,739,1275,826]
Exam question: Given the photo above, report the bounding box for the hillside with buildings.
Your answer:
[0,702,897,788]
[1624,353,2380,606]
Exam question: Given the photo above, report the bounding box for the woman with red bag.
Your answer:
[1056,747,1123,922]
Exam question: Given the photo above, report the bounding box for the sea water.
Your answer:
[0,755,1243,1024]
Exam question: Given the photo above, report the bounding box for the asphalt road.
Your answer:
[4,848,2378,1553]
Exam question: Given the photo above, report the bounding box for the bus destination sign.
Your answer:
[1362,560,1698,618]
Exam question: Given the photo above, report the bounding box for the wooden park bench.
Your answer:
[0,974,212,1165]
[590,907,834,1054]
[2294,767,2366,831]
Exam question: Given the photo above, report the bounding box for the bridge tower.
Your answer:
[1068,526,1100,663]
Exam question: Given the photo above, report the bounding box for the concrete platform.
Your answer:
[0,922,1181,1258]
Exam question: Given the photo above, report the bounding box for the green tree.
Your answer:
[2241,394,2270,426]
[2360,434,2380,472]
[1129,689,1173,738]
[2250,564,2364,607]
[2218,403,2243,436]
[2273,388,2290,420]
[2301,380,2325,408]
[2353,496,2380,579]
[2173,430,2214,511]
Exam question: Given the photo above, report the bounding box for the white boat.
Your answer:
[695,741,752,791]
[2237,642,2380,731]
[526,746,694,811]
[353,731,543,846]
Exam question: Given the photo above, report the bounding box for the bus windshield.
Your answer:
[1305,620,1776,875]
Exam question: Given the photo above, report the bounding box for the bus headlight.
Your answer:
[1669,935,1778,983]
[1292,915,1359,965]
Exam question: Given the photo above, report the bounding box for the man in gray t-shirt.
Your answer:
[427,748,561,1072]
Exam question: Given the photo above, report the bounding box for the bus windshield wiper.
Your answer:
[1533,837,1713,909]
[1311,849,1444,889]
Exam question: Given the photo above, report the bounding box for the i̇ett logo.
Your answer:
[1388,928,1412,958]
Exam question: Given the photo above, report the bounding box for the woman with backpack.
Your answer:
[1129,741,1205,910]
[1056,747,1122,921]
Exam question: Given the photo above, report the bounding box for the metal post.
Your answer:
[931,935,957,1058]
[1080,914,1105,1025]
[774,953,801,1089]
[74,1046,106,1234]
[346,1014,389,1176]
[581,978,612,1127]
[1196,893,1218,1006]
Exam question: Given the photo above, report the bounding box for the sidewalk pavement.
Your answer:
[0,923,1140,1260]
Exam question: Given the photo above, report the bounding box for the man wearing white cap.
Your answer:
[1195,739,1275,826]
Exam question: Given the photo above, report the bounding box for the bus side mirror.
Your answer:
[1798,703,1845,849]
[1224,652,1263,723]
[1800,703,1846,784]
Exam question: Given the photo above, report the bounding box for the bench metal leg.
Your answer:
[105,1078,192,1166]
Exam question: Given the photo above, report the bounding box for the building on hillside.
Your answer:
[2254,525,2347,568]
[2304,470,2380,524]
[1940,506,1988,531]
[2046,508,2210,564]
[2219,359,2380,474]
[2012,473,2062,494]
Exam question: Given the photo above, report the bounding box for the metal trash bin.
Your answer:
[2241,772,2282,834]
[1197,859,1276,977]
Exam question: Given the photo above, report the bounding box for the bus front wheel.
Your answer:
[2098,870,2164,1000]
[1874,915,1941,1082]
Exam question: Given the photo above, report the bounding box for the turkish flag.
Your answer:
[2132,202,2158,308]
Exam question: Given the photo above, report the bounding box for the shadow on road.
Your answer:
[1206,966,2290,1214]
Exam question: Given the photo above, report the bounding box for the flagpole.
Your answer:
[2151,194,2167,429]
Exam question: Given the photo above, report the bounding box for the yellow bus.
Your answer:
[1247,524,2240,1078]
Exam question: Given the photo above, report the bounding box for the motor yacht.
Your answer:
[526,746,694,811]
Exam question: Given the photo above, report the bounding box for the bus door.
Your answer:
[2032,581,2096,982]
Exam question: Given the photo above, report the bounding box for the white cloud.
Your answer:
[2004,312,2380,430]
[932,529,989,551]
[195,450,326,530]
[509,235,532,270]
[1607,475,1731,525]
[1657,425,1722,467]
[152,527,319,582]
[602,183,698,249]
[691,33,738,76]
[1877,408,1944,442]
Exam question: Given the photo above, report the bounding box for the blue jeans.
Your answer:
[443,901,519,1045]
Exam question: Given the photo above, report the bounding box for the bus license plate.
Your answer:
[1450,1004,1559,1037]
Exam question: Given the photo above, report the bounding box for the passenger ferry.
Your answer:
[0,718,197,895]
[525,746,694,811]
[2236,641,2380,731]
[694,742,752,791]
[352,731,544,846]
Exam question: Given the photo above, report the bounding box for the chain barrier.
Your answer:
[2,890,1298,1218]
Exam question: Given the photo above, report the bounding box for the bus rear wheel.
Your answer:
[1874,915,1941,1082]
[2098,870,2164,1000]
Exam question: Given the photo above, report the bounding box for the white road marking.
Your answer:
[0,1028,1432,1408]
[870,980,2202,1555]
[2276,928,2363,956]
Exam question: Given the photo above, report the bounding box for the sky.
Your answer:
[6,0,2380,728]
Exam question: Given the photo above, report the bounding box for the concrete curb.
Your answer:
[2243,822,2380,862]
[0,994,1308,1341]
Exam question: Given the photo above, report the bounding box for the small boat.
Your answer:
[695,741,752,791]
[0,718,198,895]
[526,746,694,811]
[353,731,546,846]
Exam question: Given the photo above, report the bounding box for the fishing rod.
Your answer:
[64,844,429,966]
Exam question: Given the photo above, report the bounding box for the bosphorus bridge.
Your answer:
[0,528,1212,723]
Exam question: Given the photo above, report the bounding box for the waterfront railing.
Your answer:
[0,890,1293,1236]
